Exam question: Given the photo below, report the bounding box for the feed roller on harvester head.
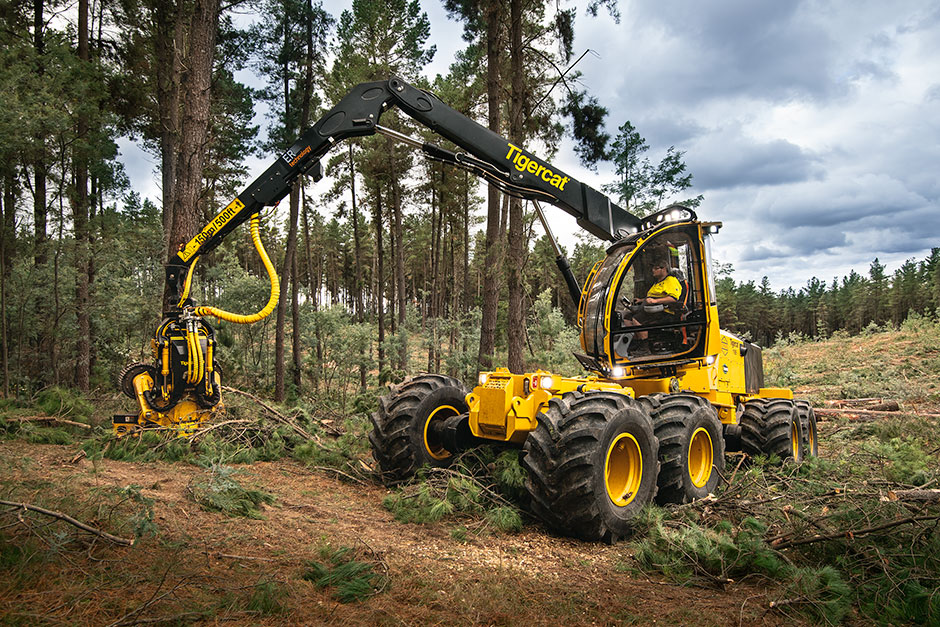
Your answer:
[115,76,818,542]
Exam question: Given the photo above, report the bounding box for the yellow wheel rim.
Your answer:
[424,405,458,461]
[808,420,816,454]
[605,433,643,507]
[688,427,714,488]
[791,419,800,459]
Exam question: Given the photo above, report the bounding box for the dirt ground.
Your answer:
[0,439,798,626]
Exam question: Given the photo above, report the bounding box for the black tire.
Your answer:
[795,400,819,458]
[521,391,659,543]
[369,374,469,486]
[118,362,154,399]
[740,399,803,464]
[639,394,725,504]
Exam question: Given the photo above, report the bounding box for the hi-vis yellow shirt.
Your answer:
[647,275,682,314]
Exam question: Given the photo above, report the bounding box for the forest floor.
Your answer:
[1,320,938,625]
[0,440,787,626]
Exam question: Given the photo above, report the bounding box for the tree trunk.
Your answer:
[32,0,47,267]
[478,0,502,370]
[73,0,91,391]
[506,0,525,374]
[275,184,300,401]
[374,184,385,379]
[163,0,220,313]
[152,0,184,259]
[348,146,367,390]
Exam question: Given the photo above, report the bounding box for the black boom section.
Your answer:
[168,77,640,302]
[385,77,639,240]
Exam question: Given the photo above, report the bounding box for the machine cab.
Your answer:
[579,207,715,370]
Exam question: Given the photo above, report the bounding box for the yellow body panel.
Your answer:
[467,369,631,444]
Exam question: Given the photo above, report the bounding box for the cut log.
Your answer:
[887,489,940,503]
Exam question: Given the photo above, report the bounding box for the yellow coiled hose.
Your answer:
[177,213,280,324]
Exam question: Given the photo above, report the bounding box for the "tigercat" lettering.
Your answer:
[505,143,570,191]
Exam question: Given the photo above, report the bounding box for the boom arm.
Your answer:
[166,76,640,307]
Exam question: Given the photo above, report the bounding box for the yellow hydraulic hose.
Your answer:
[192,213,280,324]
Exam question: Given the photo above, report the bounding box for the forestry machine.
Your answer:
[116,76,818,541]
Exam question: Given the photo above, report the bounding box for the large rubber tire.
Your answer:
[521,391,659,543]
[795,400,819,458]
[370,374,469,486]
[639,394,726,504]
[740,399,803,464]
[118,362,154,399]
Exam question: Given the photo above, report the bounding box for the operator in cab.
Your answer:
[621,252,682,354]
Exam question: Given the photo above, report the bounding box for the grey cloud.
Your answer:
[687,135,818,190]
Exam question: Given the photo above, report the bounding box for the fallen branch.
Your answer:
[771,514,940,550]
[814,407,940,420]
[887,489,940,503]
[0,499,133,546]
[11,416,92,430]
[222,385,325,446]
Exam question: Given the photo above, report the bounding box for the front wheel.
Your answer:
[369,374,469,485]
[522,391,659,543]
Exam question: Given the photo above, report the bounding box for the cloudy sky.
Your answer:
[122,0,940,291]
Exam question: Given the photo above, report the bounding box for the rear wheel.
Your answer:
[369,374,469,485]
[640,394,725,504]
[740,399,803,464]
[795,400,818,458]
[522,391,659,543]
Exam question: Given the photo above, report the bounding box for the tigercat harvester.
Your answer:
[117,76,818,542]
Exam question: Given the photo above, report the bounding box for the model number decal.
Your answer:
[505,143,570,191]
[179,198,245,262]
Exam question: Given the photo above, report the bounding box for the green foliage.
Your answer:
[382,453,524,534]
[35,387,94,422]
[526,289,581,373]
[863,436,933,485]
[187,463,275,518]
[632,508,852,624]
[301,546,386,603]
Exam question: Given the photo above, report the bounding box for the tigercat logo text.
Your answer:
[179,198,245,262]
[505,143,570,191]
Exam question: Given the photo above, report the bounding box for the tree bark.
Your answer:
[275,184,300,402]
[163,0,220,313]
[73,0,91,391]
[477,0,502,370]
[374,184,385,379]
[506,0,525,374]
[152,0,184,259]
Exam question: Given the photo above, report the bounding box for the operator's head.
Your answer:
[650,253,669,279]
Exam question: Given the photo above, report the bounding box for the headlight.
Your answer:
[611,366,626,378]
[706,355,717,365]
[478,373,489,386]
[539,375,554,390]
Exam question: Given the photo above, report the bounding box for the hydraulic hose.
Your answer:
[191,213,280,324]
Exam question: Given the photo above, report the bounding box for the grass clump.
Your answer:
[301,546,387,603]
[245,580,287,615]
[186,463,275,518]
